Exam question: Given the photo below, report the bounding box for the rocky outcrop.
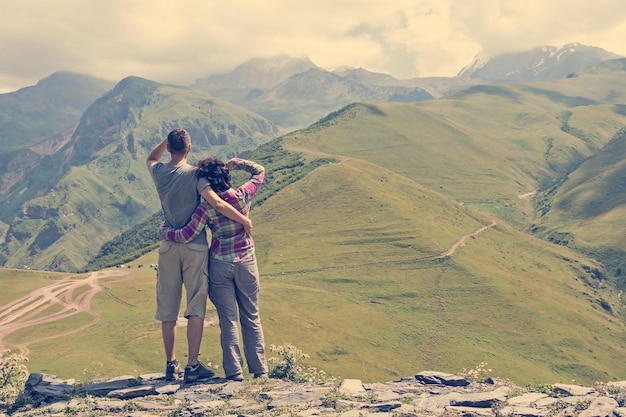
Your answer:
[5,370,626,417]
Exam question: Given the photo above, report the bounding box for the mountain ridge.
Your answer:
[189,43,622,130]
[0,71,114,152]
[0,76,279,271]
[458,42,623,81]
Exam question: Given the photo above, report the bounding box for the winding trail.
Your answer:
[421,219,497,368]
[437,220,496,258]
[0,269,128,355]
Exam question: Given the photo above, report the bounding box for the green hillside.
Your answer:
[0,71,114,152]
[252,159,622,385]
[290,74,626,211]
[3,69,626,387]
[278,73,626,278]
[2,160,623,386]
[0,78,278,272]
[533,127,626,282]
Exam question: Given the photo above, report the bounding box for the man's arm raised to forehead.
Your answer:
[147,139,168,169]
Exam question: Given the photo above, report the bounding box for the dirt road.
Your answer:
[0,269,128,355]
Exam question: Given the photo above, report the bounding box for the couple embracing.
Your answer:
[146,128,268,382]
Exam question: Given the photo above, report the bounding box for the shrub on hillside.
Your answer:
[0,350,29,404]
[268,343,335,383]
[459,361,492,382]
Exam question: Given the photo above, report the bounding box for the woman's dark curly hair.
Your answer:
[196,156,231,192]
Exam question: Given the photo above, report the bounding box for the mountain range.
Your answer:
[0,76,278,270]
[2,42,626,384]
[458,42,621,81]
[0,42,624,273]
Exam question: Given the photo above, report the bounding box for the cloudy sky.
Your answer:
[2,0,626,93]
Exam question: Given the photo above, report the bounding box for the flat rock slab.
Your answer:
[416,371,470,386]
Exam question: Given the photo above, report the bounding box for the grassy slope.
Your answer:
[3,153,156,271]
[282,74,626,259]
[251,132,625,385]
[295,100,553,210]
[3,159,625,386]
[520,74,626,280]
[0,72,114,152]
[534,129,626,280]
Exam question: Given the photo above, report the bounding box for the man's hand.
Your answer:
[201,185,252,233]
[243,218,253,236]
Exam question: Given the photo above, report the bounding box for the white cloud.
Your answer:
[0,0,625,92]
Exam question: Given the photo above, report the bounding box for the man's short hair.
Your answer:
[167,129,191,155]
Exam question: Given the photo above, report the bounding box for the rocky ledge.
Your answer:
[4,370,626,417]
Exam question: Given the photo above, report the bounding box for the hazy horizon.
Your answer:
[2,0,626,93]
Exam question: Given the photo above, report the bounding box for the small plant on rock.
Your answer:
[0,350,29,405]
[268,343,334,383]
[595,381,623,396]
[459,361,492,382]
[527,383,554,395]
[575,398,592,411]
[322,388,361,411]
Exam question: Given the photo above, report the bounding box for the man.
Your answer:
[146,129,252,382]
[160,156,268,381]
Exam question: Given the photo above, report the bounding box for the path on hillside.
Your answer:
[518,191,536,199]
[275,145,497,261]
[266,220,498,278]
[421,220,497,369]
[436,220,497,258]
[0,269,128,356]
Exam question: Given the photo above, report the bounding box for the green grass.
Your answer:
[3,174,626,386]
[533,127,626,282]
[246,160,626,384]
[4,312,95,348]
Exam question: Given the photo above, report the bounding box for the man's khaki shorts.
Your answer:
[155,240,209,322]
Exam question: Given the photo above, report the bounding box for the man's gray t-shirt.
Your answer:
[150,162,209,245]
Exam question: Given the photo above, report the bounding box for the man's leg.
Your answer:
[180,244,215,382]
[155,242,184,364]
[186,315,204,365]
[182,242,209,366]
[162,321,177,362]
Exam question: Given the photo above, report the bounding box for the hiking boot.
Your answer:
[184,362,215,382]
[226,374,244,381]
[165,359,181,381]
[254,373,268,379]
